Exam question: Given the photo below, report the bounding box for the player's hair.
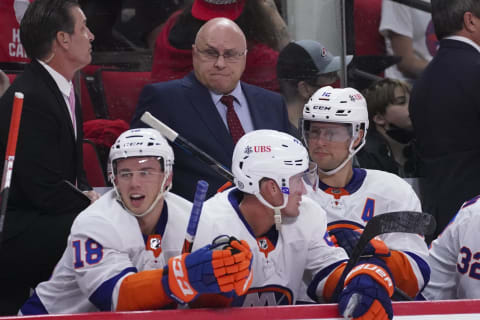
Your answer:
[431,0,480,39]
[363,78,411,124]
[20,0,78,60]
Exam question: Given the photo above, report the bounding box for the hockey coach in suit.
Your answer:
[131,17,289,201]
[409,0,480,240]
[0,0,99,314]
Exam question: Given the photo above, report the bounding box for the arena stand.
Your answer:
[2,300,480,320]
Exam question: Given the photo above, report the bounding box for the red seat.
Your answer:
[96,69,152,123]
[82,139,107,187]
[6,73,17,83]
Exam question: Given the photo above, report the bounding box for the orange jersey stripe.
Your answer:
[116,269,173,311]
[323,262,347,302]
[383,251,419,298]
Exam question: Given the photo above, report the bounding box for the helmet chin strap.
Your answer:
[255,192,289,231]
[111,174,171,218]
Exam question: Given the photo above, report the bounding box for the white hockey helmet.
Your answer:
[109,128,174,217]
[232,130,309,228]
[301,86,369,175]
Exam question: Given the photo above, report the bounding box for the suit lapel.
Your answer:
[182,73,234,156]
[33,60,76,140]
[242,82,264,130]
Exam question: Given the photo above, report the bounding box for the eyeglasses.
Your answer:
[194,45,247,62]
[117,169,163,182]
[304,126,352,143]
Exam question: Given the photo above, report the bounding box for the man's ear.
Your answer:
[463,11,478,33]
[56,31,70,49]
[297,81,314,101]
[259,179,282,206]
[165,172,173,190]
[352,129,365,148]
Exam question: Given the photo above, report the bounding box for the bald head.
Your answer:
[195,18,246,48]
[192,18,247,94]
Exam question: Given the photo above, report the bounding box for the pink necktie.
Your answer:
[68,85,76,132]
[220,95,245,144]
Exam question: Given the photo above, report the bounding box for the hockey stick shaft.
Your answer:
[332,211,436,300]
[141,112,234,183]
[182,180,209,254]
[0,92,24,243]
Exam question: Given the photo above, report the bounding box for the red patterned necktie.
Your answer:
[220,95,245,144]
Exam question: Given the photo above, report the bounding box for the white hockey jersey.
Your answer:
[423,195,480,300]
[20,190,191,314]
[192,188,348,306]
[307,168,430,297]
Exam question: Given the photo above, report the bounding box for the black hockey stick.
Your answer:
[141,112,234,183]
[332,211,436,300]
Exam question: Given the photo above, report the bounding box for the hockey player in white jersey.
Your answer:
[423,195,480,299]
[192,129,397,319]
[301,86,430,302]
[19,128,253,314]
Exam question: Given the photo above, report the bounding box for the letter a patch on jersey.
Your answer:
[146,234,162,257]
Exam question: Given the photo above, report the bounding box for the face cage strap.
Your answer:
[254,187,289,231]
[317,130,366,176]
[111,170,172,218]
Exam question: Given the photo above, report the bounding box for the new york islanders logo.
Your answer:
[231,285,293,307]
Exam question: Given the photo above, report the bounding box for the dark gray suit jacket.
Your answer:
[410,39,480,239]
[0,60,92,301]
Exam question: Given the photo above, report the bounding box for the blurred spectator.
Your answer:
[78,0,124,51]
[356,78,418,177]
[276,40,351,138]
[409,0,480,241]
[150,0,290,91]
[379,0,438,82]
[0,0,31,63]
[0,70,10,97]
[117,0,185,49]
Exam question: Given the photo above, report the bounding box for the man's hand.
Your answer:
[338,257,394,320]
[328,224,390,258]
[162,237,253,304]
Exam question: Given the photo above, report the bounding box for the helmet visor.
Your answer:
[303,121,353,143]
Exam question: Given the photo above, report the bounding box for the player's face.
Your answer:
[192,26,246,95]
[114,157,166,215]
[281,173,307,217]
[305,122,353,172]
[64,7,94,71]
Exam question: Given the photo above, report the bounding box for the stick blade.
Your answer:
[365,211,436,239]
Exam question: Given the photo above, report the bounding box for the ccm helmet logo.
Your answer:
[312,106,331,110]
